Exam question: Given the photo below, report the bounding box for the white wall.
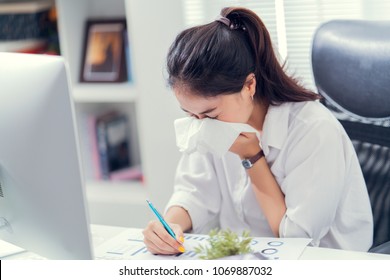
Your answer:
[126,0,185,211]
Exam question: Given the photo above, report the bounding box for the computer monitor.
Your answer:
[0,52,93,259]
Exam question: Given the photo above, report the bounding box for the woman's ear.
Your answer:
[243,73,256,99]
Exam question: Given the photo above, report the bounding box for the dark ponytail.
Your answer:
[167,7,320,105]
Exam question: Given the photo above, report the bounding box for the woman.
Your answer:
[143,7,373,255]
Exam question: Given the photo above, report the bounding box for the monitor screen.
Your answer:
[0,52,93,259]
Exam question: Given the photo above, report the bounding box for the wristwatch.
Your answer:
[242,150,265,169]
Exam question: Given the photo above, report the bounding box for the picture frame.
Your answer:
[80,19,128,83]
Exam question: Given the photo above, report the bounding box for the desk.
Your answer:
[2,224,390,260]
[90,225,390,260]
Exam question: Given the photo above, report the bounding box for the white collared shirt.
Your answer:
[166,101,373,251]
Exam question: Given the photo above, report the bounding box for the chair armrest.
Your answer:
[369,241,390,255]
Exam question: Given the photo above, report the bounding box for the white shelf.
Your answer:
[85,180,147,205]
[85,180,151,227]
[72,83,138,103]
[56,0,185,226]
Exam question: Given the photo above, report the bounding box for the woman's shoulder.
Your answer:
[265,100,341,135]
[287,100,340,125]
[274,101,350,152]
[273,100,345,138]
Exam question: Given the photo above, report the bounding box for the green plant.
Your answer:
[194,228,253,260]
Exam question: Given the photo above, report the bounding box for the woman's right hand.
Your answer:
[142,220,185,255]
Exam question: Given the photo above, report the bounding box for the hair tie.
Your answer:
[215,15,231,28]
[215,14,246,31]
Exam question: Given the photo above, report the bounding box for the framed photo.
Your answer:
[80,19,128,83]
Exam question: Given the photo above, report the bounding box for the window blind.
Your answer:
[182,0,278,48]
[283,0,362,90]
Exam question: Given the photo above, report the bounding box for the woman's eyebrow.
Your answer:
[181,107,217,115]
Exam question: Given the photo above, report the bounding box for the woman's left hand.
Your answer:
[229,132,261,159]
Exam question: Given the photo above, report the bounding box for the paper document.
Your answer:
[94,228,311,260]
[0,240,26,258]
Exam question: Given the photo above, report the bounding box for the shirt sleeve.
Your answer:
[278,119,348,246]
[165,152,222,233]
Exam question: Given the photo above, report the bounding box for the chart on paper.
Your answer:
[94,228,311,260]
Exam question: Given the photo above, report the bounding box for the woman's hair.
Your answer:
[167,7,320,105]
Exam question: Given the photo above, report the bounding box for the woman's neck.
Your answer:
[248,101,268,131]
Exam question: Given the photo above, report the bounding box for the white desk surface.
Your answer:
[1,224,390,260]
[90,224,390,260]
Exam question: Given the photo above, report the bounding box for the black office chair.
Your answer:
[311,20,390,254]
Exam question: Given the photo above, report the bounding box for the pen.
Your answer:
[146,199,176,239]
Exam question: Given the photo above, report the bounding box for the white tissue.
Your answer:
[174,117,261,157]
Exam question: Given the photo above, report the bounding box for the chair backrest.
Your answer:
[312,20,390,248]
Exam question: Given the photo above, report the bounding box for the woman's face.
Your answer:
[174,85,254,124]
[174,74,256,124]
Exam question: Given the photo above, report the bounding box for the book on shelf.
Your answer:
[0,39,47,53]
[87,114,102,180]
[88,111,142,182]
[0,0,53,41]
[0,0,60,55]
[0,0,53,13]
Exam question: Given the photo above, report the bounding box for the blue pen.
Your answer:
[146,199,176,239]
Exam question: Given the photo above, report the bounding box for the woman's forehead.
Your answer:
[175,89,221,113]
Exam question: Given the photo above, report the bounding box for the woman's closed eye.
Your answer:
[186,113,218,120]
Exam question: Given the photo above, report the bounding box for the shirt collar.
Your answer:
[261,103,290,155]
